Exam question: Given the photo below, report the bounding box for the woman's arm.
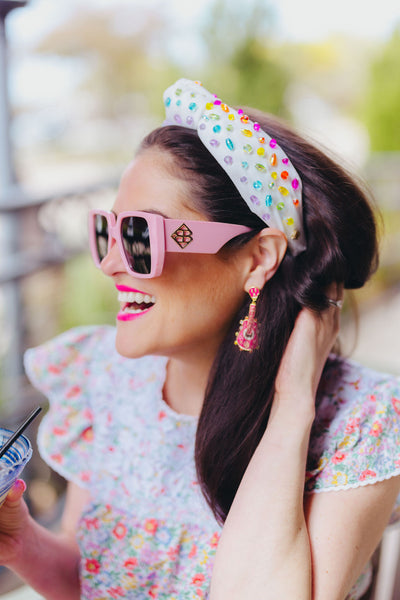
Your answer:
[1,480,90,600]
[210,284,398,599]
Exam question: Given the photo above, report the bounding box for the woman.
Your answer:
[1,78,400,600]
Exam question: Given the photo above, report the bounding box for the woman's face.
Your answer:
[100,149,249,362]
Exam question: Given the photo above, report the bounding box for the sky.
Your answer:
[6,0,400,45]
[5,0,400,106]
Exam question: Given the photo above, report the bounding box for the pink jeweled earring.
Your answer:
[234,287,260,352]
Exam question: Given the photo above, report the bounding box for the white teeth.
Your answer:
[117,291,156,304]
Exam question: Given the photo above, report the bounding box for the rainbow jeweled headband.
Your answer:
[163,79,306,256]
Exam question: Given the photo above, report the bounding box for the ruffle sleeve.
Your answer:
[306,358,400,494]
[24,325,115,488]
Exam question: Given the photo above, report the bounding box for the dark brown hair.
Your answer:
[139,112,379,524]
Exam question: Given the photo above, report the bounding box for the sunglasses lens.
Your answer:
[121,216,151,275]
[93,214,109,262]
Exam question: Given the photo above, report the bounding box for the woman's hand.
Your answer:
[0,479,30,565]
[273,282,343,419]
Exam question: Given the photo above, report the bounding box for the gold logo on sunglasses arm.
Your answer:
[171,224,193,249]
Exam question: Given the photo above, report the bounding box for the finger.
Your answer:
[325,282,344,309]
[5,479,26,506]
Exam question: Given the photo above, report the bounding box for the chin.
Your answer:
[114,330,149,359]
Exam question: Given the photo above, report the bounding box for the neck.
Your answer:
[163,352,214,417]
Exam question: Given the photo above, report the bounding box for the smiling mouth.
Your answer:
[117,291,156,314]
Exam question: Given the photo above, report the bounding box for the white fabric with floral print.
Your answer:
[24,325,400,600]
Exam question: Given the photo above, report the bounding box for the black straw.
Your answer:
[0,407,42,459]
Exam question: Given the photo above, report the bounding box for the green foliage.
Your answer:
[199,0,289,117]
[35,6,181,120]
[58,254,115,332]
[363,27,400,151]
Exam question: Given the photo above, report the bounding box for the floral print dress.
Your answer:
[24,325,400,600]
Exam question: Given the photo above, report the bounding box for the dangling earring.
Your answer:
[235,287,260,352]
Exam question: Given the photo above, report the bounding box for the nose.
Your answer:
[100,237,125,277]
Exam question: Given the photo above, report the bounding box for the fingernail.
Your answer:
[14,479,26,493]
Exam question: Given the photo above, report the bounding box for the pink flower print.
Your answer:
[50,453,63,464]
[368,394,377,402]
[81,426,94,442]
[210,532,220,548]
[196,588,205,598]
[167,545,179,561]
[83,517,99,530]
[395,458,400,468]
[192,573,205,585]
[113,523,128,540]
[83,408,94,420]
[359,469,377,481]
[108,586,125,598]
[189,544,197,558]
[48,364,61,374]
[345,418,360,434]
[392,397,400,416]
[85,558,101,574]
[124,557,138,571]
[369,421,383,437]
[52,426,67,436]
[332,451,347,464]
[144,518,158,534]
[79,471,91,482]
[66,385,81,398]
[158,410,167,421]
[148,584,159,598]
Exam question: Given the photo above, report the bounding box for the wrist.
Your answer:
[6,512,38,570]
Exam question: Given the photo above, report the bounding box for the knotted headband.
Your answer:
[162,79,306,256]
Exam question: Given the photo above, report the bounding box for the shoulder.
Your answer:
[24,325,163,396]
[306,356,400,493]
[24,325,116,389]
[27,325,167,486]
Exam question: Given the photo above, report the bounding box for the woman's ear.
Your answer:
[244,228,287,292]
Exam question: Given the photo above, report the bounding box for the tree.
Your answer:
[199,0,289,117]
[363,27,400,152]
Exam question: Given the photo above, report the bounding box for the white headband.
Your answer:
[163,79,306,256]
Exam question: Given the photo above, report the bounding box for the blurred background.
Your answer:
[0,0,400,595]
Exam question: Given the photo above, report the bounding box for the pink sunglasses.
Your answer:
[88,209,252,278]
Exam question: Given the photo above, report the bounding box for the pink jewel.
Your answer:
[253,122,261,132]
[269,139,277,148]
[282,158,289,164]
[248,287,260,300]
[214,99,222,106]
[292,178,299,190]
[238,108,244,115]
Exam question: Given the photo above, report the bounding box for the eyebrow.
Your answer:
[112,208,170,219]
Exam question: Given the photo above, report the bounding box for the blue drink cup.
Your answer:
[0,427,32,507]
